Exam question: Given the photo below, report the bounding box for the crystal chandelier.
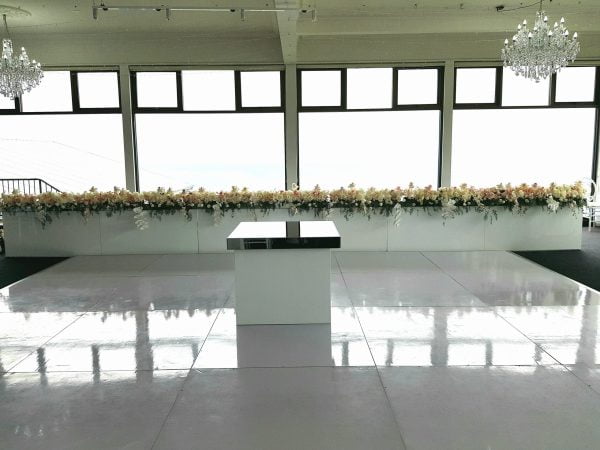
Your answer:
[502,0,580,82]
[1,12,43,99]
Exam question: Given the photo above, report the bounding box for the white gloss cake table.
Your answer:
[227,221,341,325]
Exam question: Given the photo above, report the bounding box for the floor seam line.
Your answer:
[6,311,88,372]
[493,309,600,399]
[420,252,600,397]
[419,251,490,308]
[149,301,227,449]
[343,267,408,450]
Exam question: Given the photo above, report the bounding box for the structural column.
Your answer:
[275,1,300,190]
[594,108,600,188]
[119,64,138,191]
[440,60,455,187]
[284,64,299,189]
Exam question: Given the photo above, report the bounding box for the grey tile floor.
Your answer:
[1,251,600,449]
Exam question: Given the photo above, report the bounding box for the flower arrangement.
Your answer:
[0,182,586,229]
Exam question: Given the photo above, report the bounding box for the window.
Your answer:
[0,70,124,192]
[453,64,599,186]
[455,68,497,104]
[77,72,120,109]
[0,96,15,110]
[299,67,443,188]
[397,69,439,105]
[347,68,392,109]
[502,67,550,106]
[182,70,235,111]
[452,108,596,186]
[133,69,285,190]
[136,72,178,108]
[21,71,73,112]
[301,70,341,107]
[300,111,440,189]
[555,67,596,103]
[240,71,281,107]
[136,114,284,191]
[0,114,125,192]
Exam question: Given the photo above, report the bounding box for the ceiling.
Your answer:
[2,0,600,36]
[1,1,599,65]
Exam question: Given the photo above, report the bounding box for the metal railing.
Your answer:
[0,178,61,195]
[0,179,61,237]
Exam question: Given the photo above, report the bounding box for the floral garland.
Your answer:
[0,182,586,229]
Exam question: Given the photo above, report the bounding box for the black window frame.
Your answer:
[0,69,122,115]
[297,68,344,110]
[298,66,444,112]
[131,68,286,191]
[453,65,600,185]
[552,66,599,106]
[453,67,501,109]
[131,69,285,114]
[454,65,599,110]
[395,67,444,108]
[298,66,444,187]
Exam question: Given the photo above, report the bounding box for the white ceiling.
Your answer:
[3,0,600,36]
[2,1,599,65]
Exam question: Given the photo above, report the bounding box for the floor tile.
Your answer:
[91,274,233,312]
[497,306,600,368]
[330,273,353,306]
[0,370,187,450]
[331,253,341,273]
[154,367,405,450]
[567,365,600,393]
[354,307,558,366]
[475,287,600,307]
[10,309,218,372]
[0,312,83,372]
[380,366,600,450]
[337,251,437,272]
[343,271,485,307]
[424,251,590,306]
[37,255,163,277]
[0,276,116,313]
[226,274,353,308]
[194,307,374,368]
[142,253,234,275]
[424,250,540,272]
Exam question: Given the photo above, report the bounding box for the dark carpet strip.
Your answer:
[0,256,68,289]
[515,228,600,292]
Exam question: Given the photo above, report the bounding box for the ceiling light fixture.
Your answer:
[501,0,579,82]
[0,6,43,99]
[92,2,317,22]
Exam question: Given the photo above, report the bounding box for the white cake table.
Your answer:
[227,221,341,325]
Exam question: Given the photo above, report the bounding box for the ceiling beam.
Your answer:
[296,11,600,36]
[275,0,301,63]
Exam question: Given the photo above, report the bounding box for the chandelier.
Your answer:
[0,9,43,99]
[501,1,580,82]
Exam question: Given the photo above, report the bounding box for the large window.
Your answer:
[133,70,285,191]
[299,67,442,189]
[452,108,596,186]
[1,64,597,194]
[0,70,125,192]
[452,66,599,186]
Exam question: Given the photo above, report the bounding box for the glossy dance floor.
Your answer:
[2,251,600,449]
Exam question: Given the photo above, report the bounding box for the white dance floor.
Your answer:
[1,251,600,449]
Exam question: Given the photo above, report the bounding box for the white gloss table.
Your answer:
[227,221,341,325]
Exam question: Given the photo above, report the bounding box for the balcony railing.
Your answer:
[0,178,61,195]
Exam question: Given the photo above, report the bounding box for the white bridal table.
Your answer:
[227,221,341,325]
